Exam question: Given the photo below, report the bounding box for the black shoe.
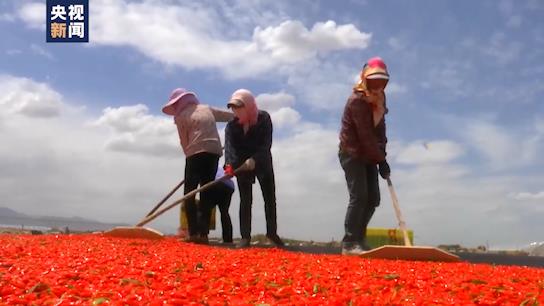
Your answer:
[183,235,200,243]
[357,240,371,251]
[266,234,285,247]
[237,238,251,248]
[184,235,208,244]
[197,235,209,245]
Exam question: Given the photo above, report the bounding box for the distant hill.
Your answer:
[0,207,29,218]
[0,206,129,232]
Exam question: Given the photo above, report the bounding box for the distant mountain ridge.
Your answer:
[0,207,28,218]
[0,207,129,232]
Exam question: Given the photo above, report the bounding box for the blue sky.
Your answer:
[0,0,543,249]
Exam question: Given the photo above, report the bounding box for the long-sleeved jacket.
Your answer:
[225,110,273,172]
[339,92,387,164]
[174,104,233,158]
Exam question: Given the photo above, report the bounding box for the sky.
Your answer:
[0,0,543,249]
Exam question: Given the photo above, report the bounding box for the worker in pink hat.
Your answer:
[224,89,285,249]
[162,88,234,244]
[338,57,391,255]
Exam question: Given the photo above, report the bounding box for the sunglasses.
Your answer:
[229,104,245,110]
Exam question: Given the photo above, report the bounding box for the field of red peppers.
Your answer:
[0,235,542,305]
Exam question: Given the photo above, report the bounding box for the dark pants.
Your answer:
[201,183,234,242]
[184,152,219,236]
[339,152,380,247]
[237,168,278,239]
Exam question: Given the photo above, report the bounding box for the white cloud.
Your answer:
[94,104,164,134]
[270,126,543,248]
[13,0,371,115]
[91,1,366,77]
[510,191,544,200]
[423,61,468,94]
[506,15,522,28]
[30,44,54,60]
[0,13,15,22]
[16,1,370,79]
[0,75,185,231]
[461,120,541,170]
[256,91,295,111]
[387,37,406,51]
[253,20,371,62]
[388,168,543,248]
[0,75,63,118]
[18,2,45,29]
[286,59,355,110]
[482,32,523,65]
[6,49,22,56]
[481,79,544,105]
[269,107,301,129]
[536,117,544,134]
[88,0,260,77]
[395,140,465,165]
[498,0,514,15]
[386,82,408,96]
[255,91,300,129]
[92,104,180,158]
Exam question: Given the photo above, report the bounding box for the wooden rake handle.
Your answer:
[143,146,225,218]
[136,163,252,227]
[386,177,412,247]
[145,179,185,217]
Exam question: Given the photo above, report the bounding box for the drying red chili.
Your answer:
[0,235,542,305]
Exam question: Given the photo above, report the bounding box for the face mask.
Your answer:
[364,78,386,104]
[233,107,248,124]
[366,78,387,91]
[366,89,383,104]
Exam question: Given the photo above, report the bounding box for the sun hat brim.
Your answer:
[162,91,196,115]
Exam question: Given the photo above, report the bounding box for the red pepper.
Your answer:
[0,234,543,304]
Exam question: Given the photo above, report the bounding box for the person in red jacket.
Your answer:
[338,57,391,255]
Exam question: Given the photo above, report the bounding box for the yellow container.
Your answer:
[366,227,414,248]
[179,200,216,231]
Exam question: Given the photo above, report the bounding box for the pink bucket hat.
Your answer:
[162,88,198,116]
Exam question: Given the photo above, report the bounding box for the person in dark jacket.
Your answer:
[338,57,391,255]
[224,89,285,249]
[199,167,235,244]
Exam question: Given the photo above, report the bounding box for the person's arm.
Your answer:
[210,107,235,122]
[252,112,273,164]
[376,94,388,155]
[375,117,390,179]
[224,122,240,168]
[376,118,387,155]
[351,100,386,163]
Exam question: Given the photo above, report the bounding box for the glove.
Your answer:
[378,160,391,179]
[224,164,235,177]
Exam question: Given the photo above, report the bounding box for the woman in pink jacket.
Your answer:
[162,88,233,244]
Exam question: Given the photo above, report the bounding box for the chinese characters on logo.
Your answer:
[47,0,88,42]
